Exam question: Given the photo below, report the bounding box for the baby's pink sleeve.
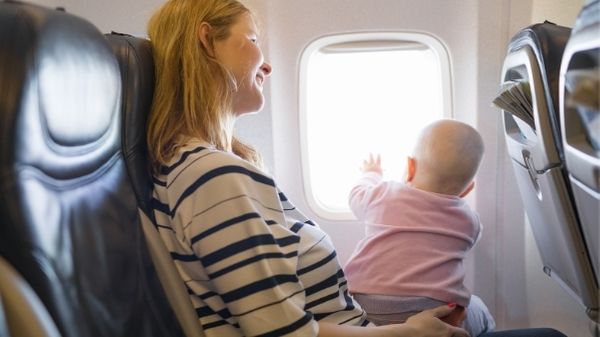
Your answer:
[348,172,385,220]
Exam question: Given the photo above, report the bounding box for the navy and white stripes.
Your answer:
[151,140,367,336]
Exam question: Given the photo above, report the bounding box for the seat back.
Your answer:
[0,2,181,336]
[498,21,599,318]
[106,32,206,337]
[560,0,600,321]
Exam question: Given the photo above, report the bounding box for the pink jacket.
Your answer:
[345,172,481,307]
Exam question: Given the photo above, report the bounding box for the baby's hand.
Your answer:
[360,153,383,175]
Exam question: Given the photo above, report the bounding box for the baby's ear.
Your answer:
[406,157,416,182]
[459,181,475,198]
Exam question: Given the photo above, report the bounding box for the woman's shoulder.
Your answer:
[163,140,239,169]
[158,139,273,188]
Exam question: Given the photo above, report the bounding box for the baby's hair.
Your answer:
[412,120,484,195]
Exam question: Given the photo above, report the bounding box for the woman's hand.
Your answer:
[400,304,470,337]
[318,314,469,337]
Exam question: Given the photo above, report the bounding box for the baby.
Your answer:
[345,119,495,336]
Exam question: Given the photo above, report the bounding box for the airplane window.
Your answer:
[300,32,452,220]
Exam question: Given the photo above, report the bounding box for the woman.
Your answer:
[146,1,565,337]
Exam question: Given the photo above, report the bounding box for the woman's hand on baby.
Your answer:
[402,304,470,337]
[361,153,383,175]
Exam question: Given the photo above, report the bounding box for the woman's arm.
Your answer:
[318,305,470,337]
[168,149,318,336]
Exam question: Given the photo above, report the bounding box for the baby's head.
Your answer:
[407,120,484,196]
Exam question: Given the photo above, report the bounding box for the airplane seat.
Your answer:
[105,32,206,337]
[0,2,182,337]
[0,256,61,337]
[559,0,600,323]
[497,20,599,321]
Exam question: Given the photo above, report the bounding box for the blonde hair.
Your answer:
[147,0,263,170]
[412,120,484,195]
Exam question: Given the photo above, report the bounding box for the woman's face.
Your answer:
[213,13,272,116]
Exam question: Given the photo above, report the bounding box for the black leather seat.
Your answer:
[106,31,206,337]
[0,2,181,336]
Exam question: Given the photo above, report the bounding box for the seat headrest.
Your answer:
[507,22,571,116]
[106,32,155,216]
[0,1,121,179]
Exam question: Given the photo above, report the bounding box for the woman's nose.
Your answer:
[261,62,272,77]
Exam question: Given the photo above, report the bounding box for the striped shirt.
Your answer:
[151,139,367,337]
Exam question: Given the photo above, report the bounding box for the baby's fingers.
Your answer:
[374,153,381,166]
[368,153,376,164]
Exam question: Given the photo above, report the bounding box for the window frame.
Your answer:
[298,31,453,220]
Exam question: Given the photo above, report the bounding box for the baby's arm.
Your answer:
[348,153,386,219]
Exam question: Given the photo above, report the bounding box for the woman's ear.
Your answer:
[198,22,213,54]
[406,157,416,182]
[459,181,475,198]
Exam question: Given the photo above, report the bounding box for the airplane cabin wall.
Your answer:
[257,0,503,327]
[258,0,592,335]
[24,0,163,36]
[261,0,481,266]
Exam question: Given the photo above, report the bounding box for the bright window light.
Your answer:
[299,33,452,220]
